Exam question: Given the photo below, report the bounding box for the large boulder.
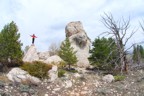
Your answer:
[23,45,39,62]
[65,21,91,68]
[6,68,41,84]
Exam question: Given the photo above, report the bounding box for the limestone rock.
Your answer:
[44,55,63,65]
[102,74,114,83]
[65,21,91,68]
[65,80,72,88]
[6,68,41,84]
[23,45,39,62]
[38,51,50,60]
[48,65,58,81]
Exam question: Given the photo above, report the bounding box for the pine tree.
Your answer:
[133,45,144,64]
[89,37,118,70]
[59,37,77,70]
[0,21,23,66]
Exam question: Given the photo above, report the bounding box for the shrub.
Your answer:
[114,75,125,81]
[58,69,66,77]
[21,61,52,79]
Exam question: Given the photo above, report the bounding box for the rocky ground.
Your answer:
[0,68,144,96]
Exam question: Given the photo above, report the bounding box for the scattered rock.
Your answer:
[19,84,29,92]
[0,81,5,88]
[65,80,72,88]
[74,73,81,78]
[44,94,49,96]
[102,74,114,83]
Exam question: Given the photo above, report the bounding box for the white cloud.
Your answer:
[0,0,144,51]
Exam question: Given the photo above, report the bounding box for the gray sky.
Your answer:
[0,0,144,51]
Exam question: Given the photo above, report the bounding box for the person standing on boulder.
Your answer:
[30,34,37,45]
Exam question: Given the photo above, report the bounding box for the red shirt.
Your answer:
[31,34,37,38]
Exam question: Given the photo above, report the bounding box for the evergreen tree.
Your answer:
[59,38,77,70]
[89,37,118,70]
[0,21,23,66]
[133,45,144,64]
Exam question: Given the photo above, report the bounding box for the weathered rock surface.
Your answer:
[23,46,62,66]
[48,65,58,81]
[44,55,63,65]
[102,74,115,83]
[65,21,91,68]
[23,45,39,62]
[38,51,50,60]
[6,68,41,84]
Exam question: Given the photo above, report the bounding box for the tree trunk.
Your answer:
[68,64,71,70]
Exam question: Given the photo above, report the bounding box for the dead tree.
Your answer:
[101,13,135,73]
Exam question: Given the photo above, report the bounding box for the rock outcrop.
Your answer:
[23,45,51,63]
[7,68,41,84]
[23,45,39,62]
[38,51,50,60]
[65,21,91,68]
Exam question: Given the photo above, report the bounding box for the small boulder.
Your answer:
[65,80,72,88]
[102,74,114,83]
[48,65,58,81]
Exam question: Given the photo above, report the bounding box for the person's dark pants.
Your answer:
[32,38,35,44]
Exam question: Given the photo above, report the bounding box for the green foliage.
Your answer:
[58,69,66,77]
[59,37,78,69]
[21,61,52,79]
[0,21,23,66]
[133,45,144,63]
[68,69,78,73]
[89,37,118,70]
[114,75,125,81]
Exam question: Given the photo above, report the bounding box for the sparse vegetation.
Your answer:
[114,75,125,81]
[58,69,66,77]
[21,61,52,79]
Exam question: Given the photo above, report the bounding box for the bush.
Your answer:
[21,61,52,79]
[114,75,125,81]
[58,69,66,77]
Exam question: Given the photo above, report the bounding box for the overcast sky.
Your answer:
[0,0,144,51]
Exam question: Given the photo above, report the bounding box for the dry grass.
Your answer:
[0,74,10,83]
